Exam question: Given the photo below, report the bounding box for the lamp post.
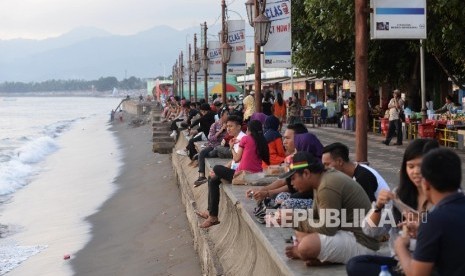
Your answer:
[202,22,209,102]
[220,0,232,105]
[188,43,192,101]
[193,33,200,102]
[245,0,271,112]
[179,51,184,98]
[173,62,178,95]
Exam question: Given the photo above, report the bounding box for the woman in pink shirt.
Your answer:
[195,118,270,228]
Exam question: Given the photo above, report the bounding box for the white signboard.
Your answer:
[263,0,292,68]
[227,20,246,75]
[371,0,426,39]
[207,41,222,80]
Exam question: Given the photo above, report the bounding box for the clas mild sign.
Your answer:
[370,0,426,39]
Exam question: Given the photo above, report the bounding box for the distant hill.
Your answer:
[0,24,235,82]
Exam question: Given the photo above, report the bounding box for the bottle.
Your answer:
[379,265,392,276]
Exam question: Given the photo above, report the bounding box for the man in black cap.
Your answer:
[282,151,380,265]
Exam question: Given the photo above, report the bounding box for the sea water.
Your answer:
[0,96,122,275]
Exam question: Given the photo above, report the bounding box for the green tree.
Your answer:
[292,0,465,89]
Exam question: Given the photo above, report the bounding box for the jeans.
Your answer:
[198,146,214,175]
[346,255,400,276]
[385,119,402,144]
[207,165,235,216]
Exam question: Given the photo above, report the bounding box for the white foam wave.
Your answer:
[0,240,47,275]
[0,137,59,196]
[16,137,58,164]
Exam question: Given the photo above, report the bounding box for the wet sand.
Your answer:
[71,120,201,275]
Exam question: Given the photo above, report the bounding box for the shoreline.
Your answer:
[71,119,201,275]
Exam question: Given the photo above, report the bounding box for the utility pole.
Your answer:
[189,44,192,101]
[204,22,209,102]
[194,33,198,102]
[254,0,262,112]
[180,52,184,98]
[221,0,228,105]
[355,0,368,163]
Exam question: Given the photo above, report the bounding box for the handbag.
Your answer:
[232,170,249,185]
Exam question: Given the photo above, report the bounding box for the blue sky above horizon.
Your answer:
[0,0,247,40]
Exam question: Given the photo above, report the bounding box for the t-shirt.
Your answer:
[230,131,246,170]
[413,192,465,276]
[353,164,378,202]
[299,169,380,251]
[358,164,390,198]
[235,135,263,173]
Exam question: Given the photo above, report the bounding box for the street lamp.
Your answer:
[245,0,271,112]
[202,22,209,102]
[193,33,200,102]
[220,0,232,104]
[188,44,192,101]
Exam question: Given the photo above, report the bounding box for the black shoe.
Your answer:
[194,176,207,187]
[381,140,389,146]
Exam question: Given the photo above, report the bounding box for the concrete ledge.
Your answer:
[172,134,349,275]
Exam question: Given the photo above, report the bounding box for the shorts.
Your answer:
[317,231,377,264]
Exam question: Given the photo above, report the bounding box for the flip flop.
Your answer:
[199,219,220,229]
[194,210,209,219]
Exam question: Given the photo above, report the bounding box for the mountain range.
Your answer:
[0,24,251,82]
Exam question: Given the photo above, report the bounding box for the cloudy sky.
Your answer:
[0,0,247,40]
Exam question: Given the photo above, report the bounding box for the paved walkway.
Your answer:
[305,125,465,189]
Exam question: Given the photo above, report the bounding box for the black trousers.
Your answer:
[207,165,235,216]
[385,119,402,144]
[346,255,400,276]
[170,119,183,131]
[198,146,214,175]
[186,134,203,160]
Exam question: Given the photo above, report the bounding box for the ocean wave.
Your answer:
[0,240,48,275]
[0,137,58,196]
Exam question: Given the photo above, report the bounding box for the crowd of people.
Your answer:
[159,92,465,275]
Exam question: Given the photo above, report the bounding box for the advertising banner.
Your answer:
[227,20,246,75]
[371,0,426,39]
[263,0,292,68]
[207,41,222,80]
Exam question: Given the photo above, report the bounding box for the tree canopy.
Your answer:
[0,76,146,93]
[292,0,465,88]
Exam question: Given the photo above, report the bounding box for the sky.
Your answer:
[0,0,247,40]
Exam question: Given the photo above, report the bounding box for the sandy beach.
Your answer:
[71,119,201,275]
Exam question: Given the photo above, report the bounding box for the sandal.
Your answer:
[199,219,220,228]
[194,176,208,187]
[194,210,209,219]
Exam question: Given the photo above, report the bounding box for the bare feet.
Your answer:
[285,245,302,260]
[194,210,209,219]
[199,218,220,228]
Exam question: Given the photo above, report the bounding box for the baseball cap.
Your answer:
[279,151,323,179]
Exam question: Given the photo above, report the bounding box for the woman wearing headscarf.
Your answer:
[263,115,286,166]
[250,112,268,126]
[293,132,323,160]
[242,94,255,121]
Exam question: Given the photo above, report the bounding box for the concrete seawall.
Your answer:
[171,137,286,275]
[171,134,350,276]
